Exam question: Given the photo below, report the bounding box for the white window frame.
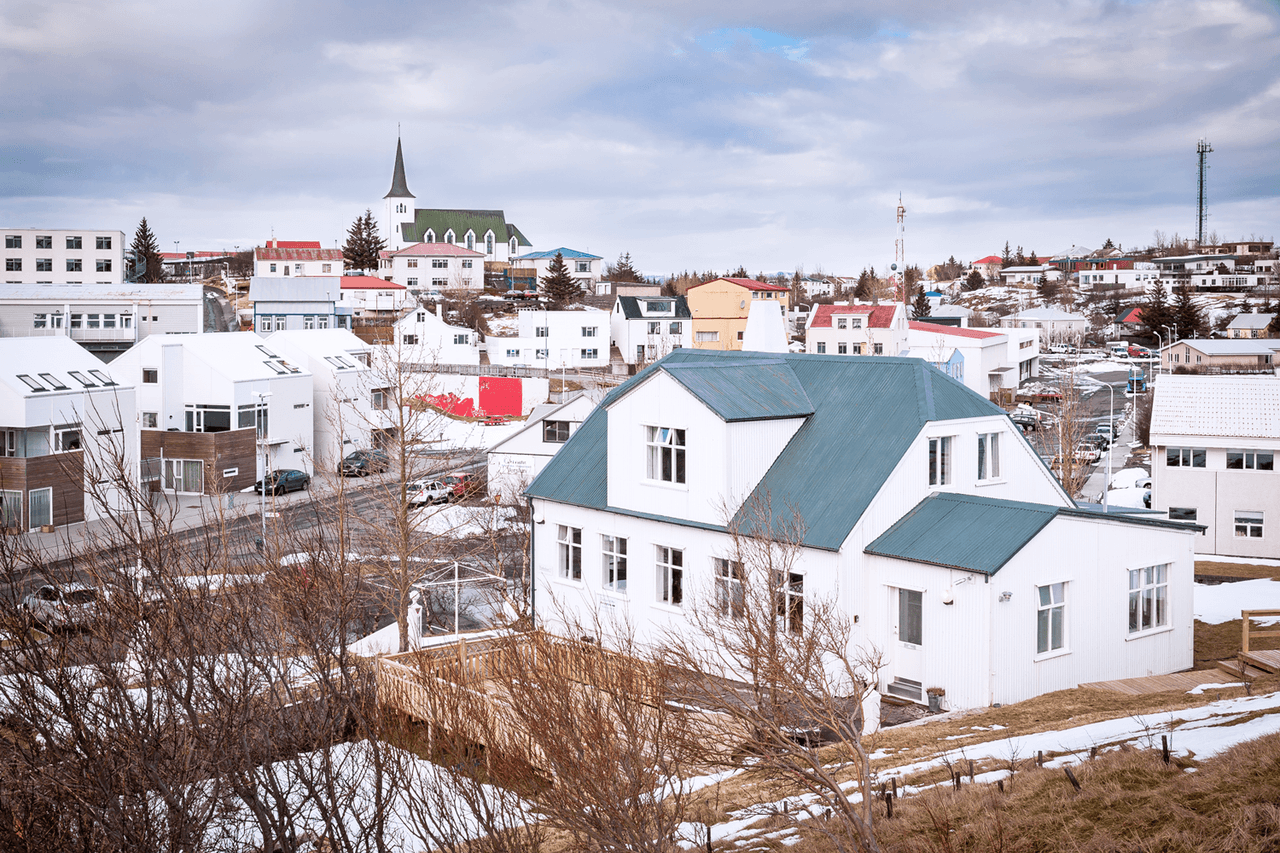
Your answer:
[581,326,597,337]
[1227,450,1274,471]
[694,331,719,343]
[929,436,953,486]
[581,348,598,359]
[601,535,627,593]
[1128,564,1169,635]
[656,546,683,607]
[773,570,804,634]
[1167,447,1206,468]
[557,525,582,581]
[714,557,744,618]
[978,432,1001,481]
[1036,582,1066,656]
[1235,511,1263,539]
[645,425,686,485]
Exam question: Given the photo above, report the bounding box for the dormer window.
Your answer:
[425,230,435,243]
[486,234,494,255]
[837,317,848,330]
[444,230,455,244]
[510,238,518,255]
[646,426,686,484]
[465,232,475,251]
[645,300,672,314]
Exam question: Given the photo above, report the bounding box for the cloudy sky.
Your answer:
[2,0,1278,275]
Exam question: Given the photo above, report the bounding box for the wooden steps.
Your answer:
[1241,649,1280,673]
[1215,659,1270,679]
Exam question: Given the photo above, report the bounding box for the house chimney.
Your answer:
[271,238,277,249]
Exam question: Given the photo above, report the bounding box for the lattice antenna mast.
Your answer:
[893,194,906,306]
[1196,138,1213,248]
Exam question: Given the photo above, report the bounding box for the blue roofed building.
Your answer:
[526,349,1200,718]
[511,248,604,294]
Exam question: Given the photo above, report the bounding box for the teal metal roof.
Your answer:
[864,493,1058,575]
[528,349,1008,551]
[662,360,814,422]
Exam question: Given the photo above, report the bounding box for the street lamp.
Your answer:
[1102,380,1115,512]
[255,390,273,552]
[1162,324,1176,374]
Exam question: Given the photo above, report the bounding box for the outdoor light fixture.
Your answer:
[999,591,1013,602]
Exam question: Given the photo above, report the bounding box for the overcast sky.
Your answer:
[2,0,1278,275]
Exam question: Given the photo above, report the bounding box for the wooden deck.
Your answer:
[1241,649,1280,673]
[1081,669,1240,695]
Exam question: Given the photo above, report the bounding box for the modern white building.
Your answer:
[338,275,412,317]
[0,337,136,531]
[253,241,343,278]
[999,307,1090,344]
[486,308,611,370]
[381,242,484,293]
[3,229,126,285]
[0,283,207,359]
[112,333,315,493]
[1078,265,1159,292]
[392,304,480,366]
[266,329,377,471]
[526,350,1200,711]
[511,248,603,291]
[1149,374,1279,559]
[610,296,691,366]
[908,321,1038,398]
[998,265,1054,286]
[487,393,598,500]
[804,303,909,357]
[250,277,353,333]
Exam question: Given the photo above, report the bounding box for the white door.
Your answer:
[889,587,925,701]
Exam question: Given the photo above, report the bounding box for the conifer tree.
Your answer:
[540,252,581,307]
[607,252,642,282]
[1028,251,1039,266]
[1173,284,1208,339]
[963,270,985,291]
[342,209,386,274]
[129,217,165,283]
[1141,282,1173,341]
[1001,242,1012,268]
[911,289,931,320]
[1014,246,1027,266]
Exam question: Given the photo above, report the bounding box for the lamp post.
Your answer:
[255,390,273,552]
[1102,380,1115,512]
[1163,324,1176,375]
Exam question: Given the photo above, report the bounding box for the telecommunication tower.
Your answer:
[1196,138,1212,247]
[892,195,906,305]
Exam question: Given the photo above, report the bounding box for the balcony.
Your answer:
[69,326,138,343]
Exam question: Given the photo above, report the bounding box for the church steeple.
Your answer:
[383,137,414,199]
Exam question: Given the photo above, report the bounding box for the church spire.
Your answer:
[383,137,414,199]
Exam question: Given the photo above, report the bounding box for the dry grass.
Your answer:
[1195,619,1280,669]
[1196,561,1280,580]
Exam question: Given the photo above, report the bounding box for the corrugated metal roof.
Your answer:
[249,277,341,302]
[663,360,814,422]
[617,295,691,320]
[527,350,1008,551]
[1150,374,1280,440]
[402,209,532,248]
[865,493,1058,575]
[514,247,602,261]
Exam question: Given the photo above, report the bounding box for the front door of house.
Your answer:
[888,587,924,701]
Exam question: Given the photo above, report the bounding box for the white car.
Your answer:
[406,479,451,507]
[20,582,106,629]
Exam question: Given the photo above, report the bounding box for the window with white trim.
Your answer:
[714,557,744,617]
[695,331,719,342]
[656,546,683,606]
[581,348,598,359]
[837,317,848,329]
[648,321,661,335]
[453,334,469,345]
[1227,450,1274,471]
[978,432,1001,480]
[1169,507,1198,522]
[646,426,685,484]
[54,425,82,452]
[1167,447,1205,468]
[1128,564,1168,634]
[506,349,519,358]
[837,343,847,354]
[929,436,953,486]
[1235,511,1263,538]
[535,326,549,337]
[1036,582,1065,654]
[816,342,827,354]
[601,535,627,592]
[582,326,597,337]
[873,343,884,355]
[774,570,803,634]
[558,525,582,580]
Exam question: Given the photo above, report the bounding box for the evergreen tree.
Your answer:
[1173,284,1208,339]
[854,267,875,301]
[911,289,931,320]
[1037,274,1059,304]
[342,209,386,274]
[1028,251,1039,266]
[129,217,165,283]
[1106,296,1123,321]
[1014,246,1027,266]
[1102,237,1115,252]
[540,252,581,307]
[1001,242,1012,268]
[1140,282,1173,341]
[606,252,643,282]
[963,270,985,291]
[1267,312,1280,337]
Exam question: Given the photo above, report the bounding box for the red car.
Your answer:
[442,471,481,501]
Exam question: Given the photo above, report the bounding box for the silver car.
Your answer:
[21,582,106,629]
[405,479,451,507]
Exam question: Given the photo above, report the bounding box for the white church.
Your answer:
[380,139,533,263]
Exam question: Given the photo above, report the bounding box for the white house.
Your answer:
[338,275,412,317]
[487,393,598,500]
[511,248,603,291]
[253,241,343,277]
[796,276,836,299]
[526,350,1200,711]
[1078,265,1159,292]
[1150,374,1279,560]
[610,295,691,366]
[0,283,207,360]
[908,321,1039,398]
[999,307,1089,344]
[250,277,353,333]
[381,242,484,293]
[998,265,1054,286]
[392,304,480,366]
[805,303,908,357]
[266,329,377,470]
[486,308,611,370]
[3,229,126,284]
[112,333,315,493]
[0,337,136,531]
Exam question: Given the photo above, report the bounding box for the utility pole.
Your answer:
[1196,138,1213,248]
[894,195,906,307]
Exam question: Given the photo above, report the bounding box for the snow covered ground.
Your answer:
[1195,578,1280,623]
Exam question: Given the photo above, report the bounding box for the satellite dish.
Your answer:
[891,263,898,272]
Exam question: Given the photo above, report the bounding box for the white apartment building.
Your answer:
[1150,374,1279,559]
[380,242,484,292]
[908,321,1039,398]
[804,303,909,357]
[486,308,611,370]
[610,296,691,365]
[3,229,126,284]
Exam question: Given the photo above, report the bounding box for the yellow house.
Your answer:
[686,277,791,350]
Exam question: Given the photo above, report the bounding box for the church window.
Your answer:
[486,234,494,255]
[444,230,455,244]
[510,238,518,255]
[425,231,435,243]
[466,232,475,251]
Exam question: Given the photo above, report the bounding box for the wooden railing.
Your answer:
[1241,610,1280,654]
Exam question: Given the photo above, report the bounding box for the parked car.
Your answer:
[1127,345,1154,359]
[255,469,311,495]
[442,471,481,501]
[21,582,106,629]
[340,449,390,477]
[405,479,451,507]
[1081,434,1110,452]
[1096,422,1117,439]
[1073,443,1103,464]
[1009,412,1039,432]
